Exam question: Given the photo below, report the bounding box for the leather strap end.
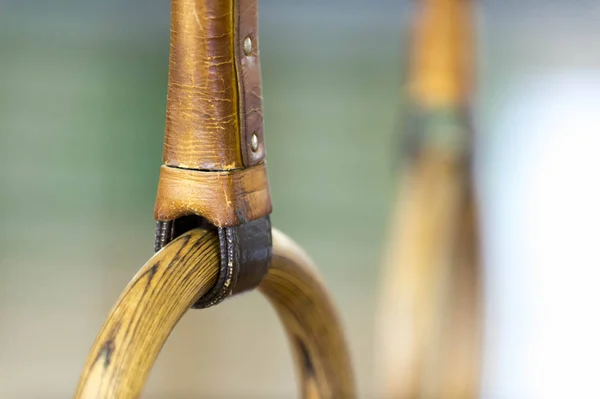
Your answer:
[154,162,272,228]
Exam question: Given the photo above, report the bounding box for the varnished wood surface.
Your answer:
[75,228,221,398]
[75,228,354,398]
[260,229,356,399]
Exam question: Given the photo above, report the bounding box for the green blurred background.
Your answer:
[1,0,600,397]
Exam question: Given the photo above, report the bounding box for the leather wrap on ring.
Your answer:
[154,216,271,309]
[152,0,272,308]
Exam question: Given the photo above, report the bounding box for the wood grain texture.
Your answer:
[75,228,355,398]
[154,162,272,227]
[260,229,357,399]
[75,228,220,399]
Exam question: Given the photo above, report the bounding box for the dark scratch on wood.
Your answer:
[92,321,122,369]
[98,338,115,369]
[296,337,315,377]
[137,262,159,288]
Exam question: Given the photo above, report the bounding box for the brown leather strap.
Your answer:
[163,0,265,170]
[154,0,272,306]
[156,0,270,226]
[235,0,266,166]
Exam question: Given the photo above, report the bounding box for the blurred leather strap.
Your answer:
[400,0,475,162]
[153,0,272,307]
[408,0,473,108]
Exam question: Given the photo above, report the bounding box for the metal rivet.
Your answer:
[250,133,259,152]
[243,36,252,56]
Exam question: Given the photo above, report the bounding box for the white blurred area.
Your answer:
[480,72,600,398]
